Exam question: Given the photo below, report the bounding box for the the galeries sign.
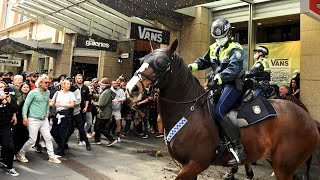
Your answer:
[127,22,170,45]
[76,34,117,52]
[0,59,21,67]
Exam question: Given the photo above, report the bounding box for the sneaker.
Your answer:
[117,137,121,142]
[156,133,164,138]
[32,145,42,153]
[16,154,28,163]
[48,157,61,164]
[142,135,148,139]
[107,139,118,147]
[78,141,86,146]
[6,168,19,177]
[91,141,102,145]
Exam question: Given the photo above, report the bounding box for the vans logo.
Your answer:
[271,59,289,67]
[128,22,170,45]
[138,26,163,43]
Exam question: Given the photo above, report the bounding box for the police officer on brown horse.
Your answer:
[188,18,246,165]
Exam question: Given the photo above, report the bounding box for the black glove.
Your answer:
[207,79,218,89]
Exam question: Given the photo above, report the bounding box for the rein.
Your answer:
[155,89,210,112]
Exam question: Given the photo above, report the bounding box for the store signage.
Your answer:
[0,58,21,67]
[76,34,117,52]
[269,58,291,84]
[127,22,170,45]
[301,0,320,20]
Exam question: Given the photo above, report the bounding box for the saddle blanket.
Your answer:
[227,96,277,127]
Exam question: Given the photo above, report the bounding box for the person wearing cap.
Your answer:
[246,46,271,98]
[188,18,246,165]
[92,78,118,146]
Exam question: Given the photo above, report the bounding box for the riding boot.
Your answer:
[220,116,246,165]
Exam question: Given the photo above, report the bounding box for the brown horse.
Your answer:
[126,40,320,180]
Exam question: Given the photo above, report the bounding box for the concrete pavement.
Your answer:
[0,134,319,180]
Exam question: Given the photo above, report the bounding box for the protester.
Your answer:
[0,81,19,176]
[16,74,61,164]
[50,80,75,157]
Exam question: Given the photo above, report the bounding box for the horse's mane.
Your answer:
[168,52,205,98]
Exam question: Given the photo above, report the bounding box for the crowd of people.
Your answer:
[0,70,164,177]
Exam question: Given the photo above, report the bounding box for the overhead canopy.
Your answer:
[0,37,63,57]
[97,0,216,30]
[12,0,187,40]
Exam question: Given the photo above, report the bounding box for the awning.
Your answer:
[0,37,63,58]
[11,0,154,41]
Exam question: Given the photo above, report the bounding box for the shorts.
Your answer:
[112,109,122,120]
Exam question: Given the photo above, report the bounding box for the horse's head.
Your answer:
[126,39,178,101]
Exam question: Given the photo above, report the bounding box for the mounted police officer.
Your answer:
[188,19,246,165]
[246,46,271,98]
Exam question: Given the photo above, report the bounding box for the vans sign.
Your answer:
[127,22,170,45]
[76,34,117,52]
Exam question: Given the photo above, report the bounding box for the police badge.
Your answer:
[252,105,261,114]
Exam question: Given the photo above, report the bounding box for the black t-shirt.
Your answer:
[74,84,90,110]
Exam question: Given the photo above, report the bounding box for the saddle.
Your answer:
[207,89,277,128]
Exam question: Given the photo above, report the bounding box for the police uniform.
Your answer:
[248,52,271,98]
[189,18,246,165]
[194,41,244,121]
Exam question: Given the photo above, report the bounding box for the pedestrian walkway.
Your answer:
[0,134,319,179]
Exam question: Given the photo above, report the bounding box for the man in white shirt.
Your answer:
[110,80,126,141]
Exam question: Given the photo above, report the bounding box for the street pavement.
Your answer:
[0,133,319,180]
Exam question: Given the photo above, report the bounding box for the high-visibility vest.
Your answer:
[209,41,243,63]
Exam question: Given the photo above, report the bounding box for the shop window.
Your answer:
[256,24,300,43]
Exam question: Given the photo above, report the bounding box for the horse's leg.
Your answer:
[175,161,205,180]
[222,165,238,180]
[304,156,312,180]
[245,164,254,180]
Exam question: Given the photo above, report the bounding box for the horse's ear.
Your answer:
[150,41,159,52]
[167,39,178,55]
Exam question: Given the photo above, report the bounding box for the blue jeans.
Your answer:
[215,85,242,121]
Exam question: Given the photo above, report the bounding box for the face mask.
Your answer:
[99,85,106,93]
[254,54,260,60]
[216,37,228,46]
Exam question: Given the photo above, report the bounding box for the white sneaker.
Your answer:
[48,157,61,164]
[16,154,28,163]
[6,168,19,176]
[78,141,86,146]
